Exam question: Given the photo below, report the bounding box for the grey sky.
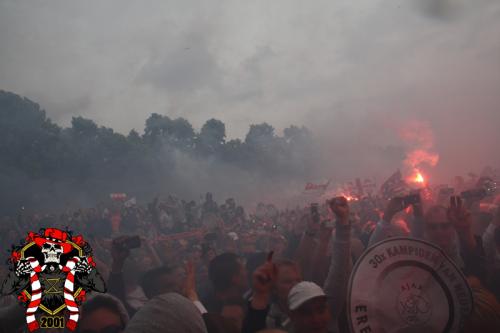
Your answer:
[1,0,500,178]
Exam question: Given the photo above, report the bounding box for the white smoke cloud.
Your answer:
[0,0,499,199]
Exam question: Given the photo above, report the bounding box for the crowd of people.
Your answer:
[1,175,500,332]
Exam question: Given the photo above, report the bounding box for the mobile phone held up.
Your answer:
[310,203,320,224]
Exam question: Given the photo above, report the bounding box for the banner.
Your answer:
[110,193,127,201]
[304,180,330,191]
[348,237,472,333]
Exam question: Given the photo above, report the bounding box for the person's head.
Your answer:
[424,205,455,251]
[209,252,248,295]
[77,294,129,333]
[274,259,302,307]
[124,293,207,333]
[288,282,330,333]
[140,264,185,299]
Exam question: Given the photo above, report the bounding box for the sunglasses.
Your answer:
[426,223,452,231]
[79,325,123,333]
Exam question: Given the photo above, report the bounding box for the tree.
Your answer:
[283,125,311,145]
[245,123,275,147]
[127,129,142,144]
[169,117,195,150]
[0,90,318,215]
[0,90,63,179]
[143,113,195,151]
[196,118,226,155]
[143,113,172,146]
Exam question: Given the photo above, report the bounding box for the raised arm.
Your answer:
[482,206,500,261]
[242,252,276,333]
[310,221,334,285]
[323,197,352,329]
[448,196,488,281]
[294,211,319,280]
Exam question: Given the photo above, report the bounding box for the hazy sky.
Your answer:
[1,0,500,177]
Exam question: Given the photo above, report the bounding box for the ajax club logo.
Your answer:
[397,282,432,326]
[1,228,106,331]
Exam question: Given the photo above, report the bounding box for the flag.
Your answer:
[124,197,137,207]
[379,170,409,199]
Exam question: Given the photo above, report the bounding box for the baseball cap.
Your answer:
[288,281,326,311]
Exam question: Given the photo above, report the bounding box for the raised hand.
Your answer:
[383,197,405,223]
[110,236,130,272]
[253,251,276,295]
[250,251,276,310]
[447,196,472,232]
[305,204,321,236]
[183,261,198,301]
[448,196,476,249]
[329,196,350,226]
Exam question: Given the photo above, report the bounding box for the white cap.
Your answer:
[288,281,326,311]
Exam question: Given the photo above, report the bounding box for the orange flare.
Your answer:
[408,169,426,186]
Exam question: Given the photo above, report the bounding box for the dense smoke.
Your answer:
[0,91,320,214]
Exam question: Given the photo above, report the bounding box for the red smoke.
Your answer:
[399,121,439,187]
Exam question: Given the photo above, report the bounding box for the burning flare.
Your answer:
[408,169,426,186]
[341,194,358,202]
[414,171,424,184]
[399,121,439,189]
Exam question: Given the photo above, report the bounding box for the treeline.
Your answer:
[0,91,316,214]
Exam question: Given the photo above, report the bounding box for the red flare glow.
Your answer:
[341,194,358,202]
[414,171,424,183]
[408,169,426,186]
